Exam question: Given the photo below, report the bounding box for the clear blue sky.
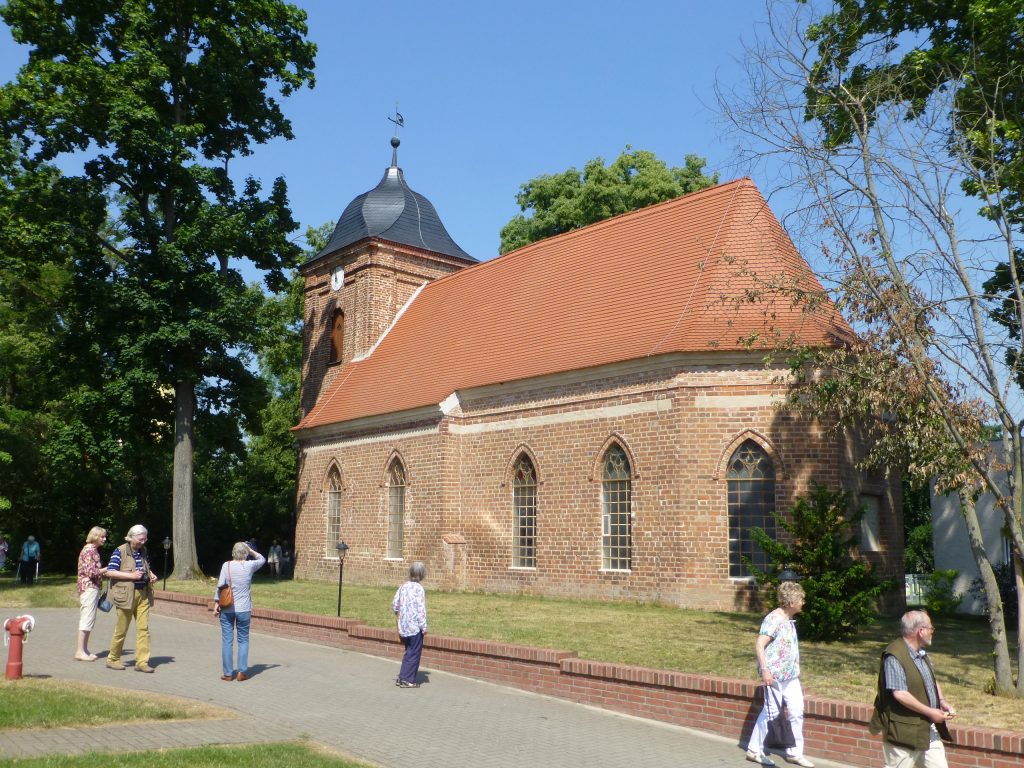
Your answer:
[0,0,768,262]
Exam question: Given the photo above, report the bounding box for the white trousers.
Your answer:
[78,586,99,631]
[747,677,805,758]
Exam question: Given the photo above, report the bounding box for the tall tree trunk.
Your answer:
[1016,553,1024,695]
[172,378,200,578]
[960,492,1015,694]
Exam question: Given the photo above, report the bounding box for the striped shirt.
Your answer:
[107,546,148,589]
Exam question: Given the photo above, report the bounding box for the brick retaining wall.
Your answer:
[153,592,1023,768]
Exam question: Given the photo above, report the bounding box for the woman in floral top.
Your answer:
[392,561,428,688]
[75,526,107,661]
[745,581,813,768]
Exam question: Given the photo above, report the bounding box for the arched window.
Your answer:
[512,455,537,568]
[601,444,632,570]
[387,461,406,559]
[727,440,776,577]
[330,309,345,364]
[325,468,342,557]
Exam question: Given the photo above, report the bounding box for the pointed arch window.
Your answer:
[325,469,342,557]
[727,440,776,577]
[387,461,406,559]
[330,309,345,364]
[601,444,632,571]
[512,455,537,568]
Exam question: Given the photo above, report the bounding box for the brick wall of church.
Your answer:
[293,359,903,611]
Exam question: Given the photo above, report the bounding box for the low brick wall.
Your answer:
[153,592,1023,768]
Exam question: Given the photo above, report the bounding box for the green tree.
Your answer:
[749,484,892,642]
[0,141,130,561]
[804,0,1024,220]
[499,147,717,253]
[0,0,316,577]
[800,0,1024,695]
[194,224,323,568]
[719,0,1024,694]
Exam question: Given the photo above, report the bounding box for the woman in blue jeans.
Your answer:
[214,542,265,681]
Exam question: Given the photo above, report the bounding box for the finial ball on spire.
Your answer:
[391,136,400,149]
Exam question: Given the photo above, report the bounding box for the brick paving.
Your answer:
[0,608,858,768]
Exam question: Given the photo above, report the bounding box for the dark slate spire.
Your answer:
[310,137,476,264]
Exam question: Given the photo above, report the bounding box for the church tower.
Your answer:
[299,137,476,415]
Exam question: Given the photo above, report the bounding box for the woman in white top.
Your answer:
[214,541,265,681]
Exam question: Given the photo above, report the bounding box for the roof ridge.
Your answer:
[418,176,755,295]
[505,176,753,257]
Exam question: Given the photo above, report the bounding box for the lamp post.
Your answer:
[336,541,349,617]
[778,566,800,583]
[162,537,172,590]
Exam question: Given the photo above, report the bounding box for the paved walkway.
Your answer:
[1,608,857,768]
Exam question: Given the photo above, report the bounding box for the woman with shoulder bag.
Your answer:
[75,526,107,661]
[746,581,813,768]
[214,541,265,681]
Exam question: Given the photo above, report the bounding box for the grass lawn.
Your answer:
[3,573,1021,729]
[0,742,372,768]
[0,678,223,729]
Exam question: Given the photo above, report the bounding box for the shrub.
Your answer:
[748,483,894,641]
[921,569,963,616]
[902,480,934,573]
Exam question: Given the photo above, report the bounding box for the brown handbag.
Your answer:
[217,562,234,608]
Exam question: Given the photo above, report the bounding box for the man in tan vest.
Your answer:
[870,610,954,768]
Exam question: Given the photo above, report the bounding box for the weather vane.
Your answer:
[387,103,405,137]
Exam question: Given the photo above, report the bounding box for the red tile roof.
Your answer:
[296,178,850,431]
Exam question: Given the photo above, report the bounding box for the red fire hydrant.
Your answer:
[4,615,35,680]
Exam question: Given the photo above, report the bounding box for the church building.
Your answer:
[291,138,902,609]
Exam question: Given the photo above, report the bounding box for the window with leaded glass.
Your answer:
[727,440,776,577]
[512,456,537,568]
[387,461,406,559]
[325,469,342,557]
[601,444,632,570]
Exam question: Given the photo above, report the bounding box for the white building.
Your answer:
[930,443,1014,614]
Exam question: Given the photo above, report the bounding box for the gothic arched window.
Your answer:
[512,455,537,568]
[601,444,632,570]
[387,460,406,559]
[727,440,776,577]
[325,468,342,557]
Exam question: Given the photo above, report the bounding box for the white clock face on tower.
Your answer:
[330,266,345,291]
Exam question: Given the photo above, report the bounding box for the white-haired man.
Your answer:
[870,610,955,768]
[106,524,159,672]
